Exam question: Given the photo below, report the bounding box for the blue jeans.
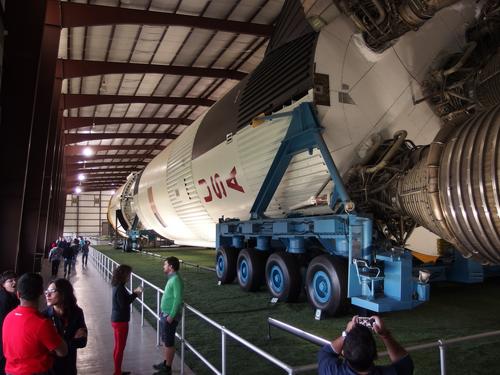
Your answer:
[64,258,72,275]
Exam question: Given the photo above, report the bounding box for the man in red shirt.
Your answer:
[2,273,67,375]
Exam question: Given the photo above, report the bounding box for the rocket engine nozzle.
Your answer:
[391,106,500,264]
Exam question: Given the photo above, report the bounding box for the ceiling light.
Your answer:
[110,190,116,195]
[75,186,82,194]
[83,147,94,157]
[78,173,86,181]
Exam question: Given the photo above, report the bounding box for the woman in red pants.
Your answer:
[111,265,142,375]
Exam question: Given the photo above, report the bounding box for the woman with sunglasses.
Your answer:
[44,278,87,375]
[0,271,18,375]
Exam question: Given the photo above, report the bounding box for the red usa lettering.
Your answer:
[198,166,245,203]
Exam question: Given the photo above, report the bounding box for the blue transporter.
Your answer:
[214,102,500,315]
[214,102,432,315]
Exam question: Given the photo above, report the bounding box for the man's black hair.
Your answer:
[16,273,44,301]
[166,256,180,271]
[343,324,378,372]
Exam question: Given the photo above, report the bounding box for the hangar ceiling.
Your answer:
[61,0,282,193]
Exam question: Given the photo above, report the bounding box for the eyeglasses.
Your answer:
[44,289,58,296]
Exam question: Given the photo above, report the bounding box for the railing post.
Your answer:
[439,339,446,375]
[221,327,226,375]
[129,272,133,319]
[181,305,185,375]
[141,279,145,327]
[156,290,160,346]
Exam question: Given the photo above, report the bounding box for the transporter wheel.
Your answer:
[305,254,348,316]
[265,252,301,302]
[237,248,266,292]
[215,246,238,284]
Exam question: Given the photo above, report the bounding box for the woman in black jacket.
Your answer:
[0,271,18,375]
[44,278,87,375]
[111,265,142,375]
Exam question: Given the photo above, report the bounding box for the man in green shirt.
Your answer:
[153,256,184,375]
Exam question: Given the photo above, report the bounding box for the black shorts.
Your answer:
[160,314,178,347]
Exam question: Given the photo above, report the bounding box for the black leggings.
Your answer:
[51,260,60,276]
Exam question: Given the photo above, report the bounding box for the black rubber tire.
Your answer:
[237,248,266,292]
[215,246,238,284]
[305,254,348,316]
[265,252,301,302]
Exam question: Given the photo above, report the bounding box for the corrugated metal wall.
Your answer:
[63,191,114,239]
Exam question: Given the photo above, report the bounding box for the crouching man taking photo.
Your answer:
[318,315,413,375]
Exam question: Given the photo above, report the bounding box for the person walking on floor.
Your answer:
[81,239,90,268]
[153,257,184,375]
[49,244,63,277]
[70,238,80,270]
[111,265,143,375]
[0,271,19,375]
[43,278,88,375]
[62,242,74,278]
[2,273,67,375]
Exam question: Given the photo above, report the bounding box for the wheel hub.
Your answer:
[312,270,331,304]
[270,265,284,292]
[239,260,248,283]
[216,256,224,277]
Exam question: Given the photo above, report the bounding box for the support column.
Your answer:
[0,0,47,272]
[18,0,62,272]
[38,60,63,257]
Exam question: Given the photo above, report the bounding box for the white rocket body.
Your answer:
[111,2,477,253]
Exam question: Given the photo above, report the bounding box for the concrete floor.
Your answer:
[41,255,193,375]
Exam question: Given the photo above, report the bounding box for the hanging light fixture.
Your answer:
[83,147,94,157]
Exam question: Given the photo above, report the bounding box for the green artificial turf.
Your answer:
[94,245,500,375]
[145,246,216,269]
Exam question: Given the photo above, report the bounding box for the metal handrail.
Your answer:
[268,317,500,375]
[89,247,297,374]
[130,248,216,272]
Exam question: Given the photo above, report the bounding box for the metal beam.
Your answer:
[62,94,214,109]
[63,116,193,130]
[68,166,142,174]
[66,179,126,186]
[66,161,147,168]
[66,183,124,189]
[66,154,153,162]
[65,145,164,155]
[67,188,118,194]
[68,181,126,187]
[61,2,273,36]
[65,132,176,144]
[61,59,246,80]
[66,173,130,181]
[67,171,131,177]
[67,175,127,180]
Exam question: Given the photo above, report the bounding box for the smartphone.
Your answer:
[357,317,375,329]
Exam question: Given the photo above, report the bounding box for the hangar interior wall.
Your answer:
[63,191,113,239]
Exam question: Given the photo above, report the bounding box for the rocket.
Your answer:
[109,0,500,265]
